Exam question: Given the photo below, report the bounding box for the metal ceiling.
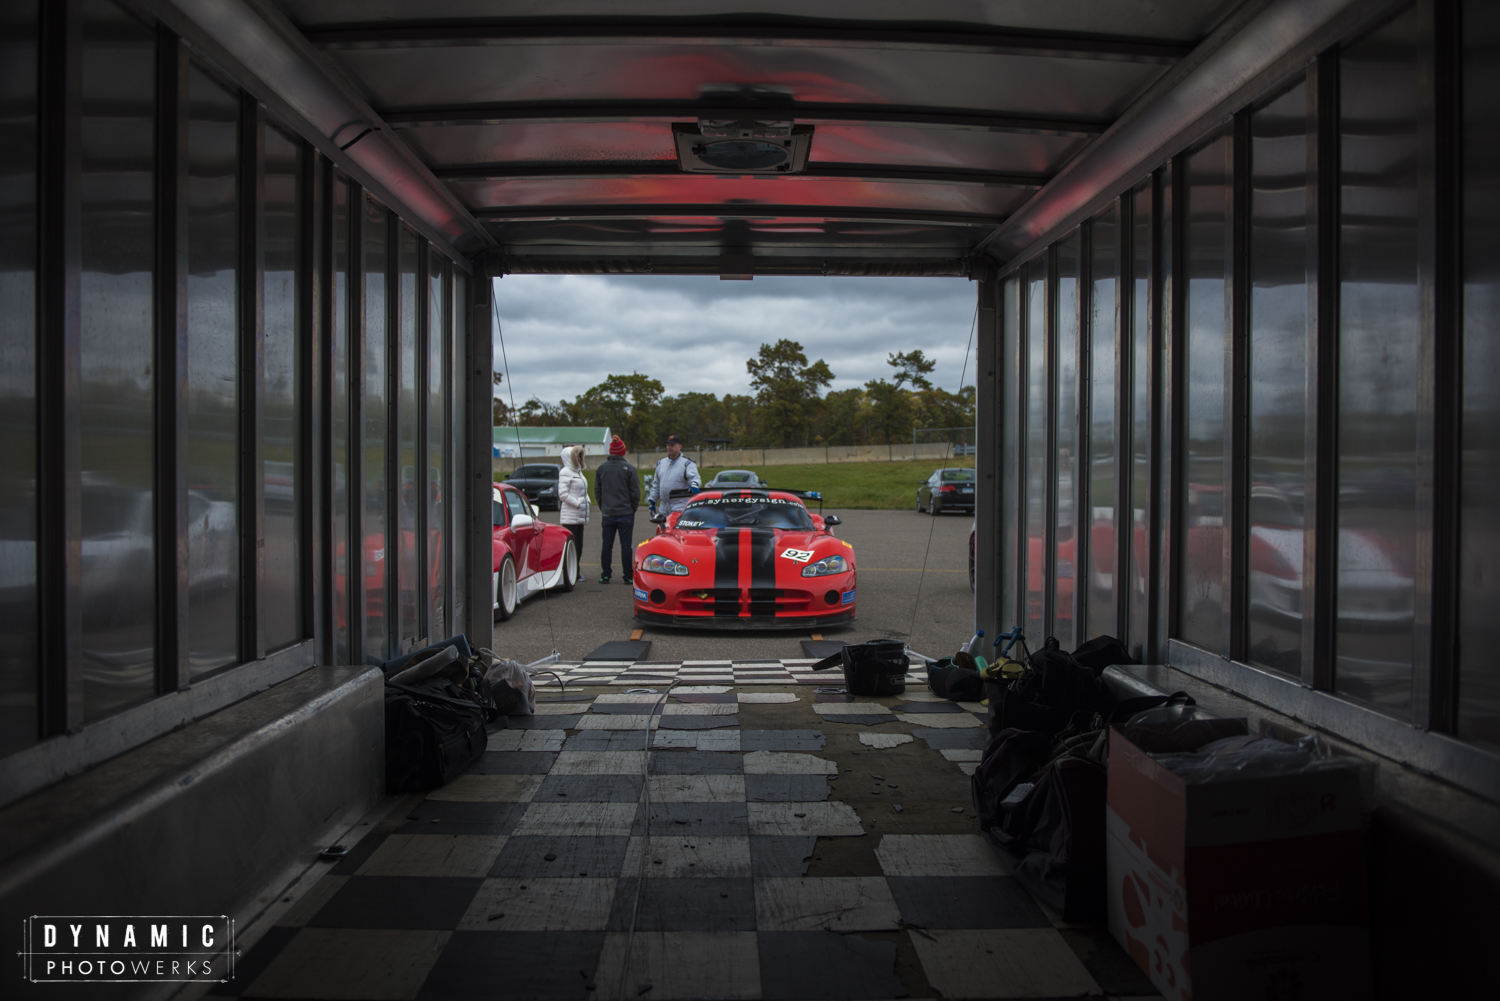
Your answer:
[220,0,1282,275]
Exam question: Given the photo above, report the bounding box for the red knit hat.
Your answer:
[609,435,627,457]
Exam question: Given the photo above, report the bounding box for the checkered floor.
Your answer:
[217,681,1158,1000]
[534,659,925,688]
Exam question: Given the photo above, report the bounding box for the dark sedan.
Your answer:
[916,467,976,515]
[503,463,562,511]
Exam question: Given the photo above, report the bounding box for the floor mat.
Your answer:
[583,640,653,662]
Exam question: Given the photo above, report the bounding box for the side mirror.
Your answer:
[511,514,534,530]
[824,515,842,526]
[649,513,666,524]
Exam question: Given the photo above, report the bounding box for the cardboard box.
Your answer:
[1106,728,1371,1000]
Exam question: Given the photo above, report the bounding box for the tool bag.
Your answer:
[811,638,908,696]
[926,656,983,701]
[384,678,489,793]
[986,636,1106,738]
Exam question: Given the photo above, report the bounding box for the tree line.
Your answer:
[493,339,974,450]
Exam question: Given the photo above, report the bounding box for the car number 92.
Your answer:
[780,548,814,563]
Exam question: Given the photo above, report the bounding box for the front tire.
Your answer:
[555,540,578,593]
[916,492,923,512]
[495,555,518,621]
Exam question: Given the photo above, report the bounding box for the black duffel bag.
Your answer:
[385,679,488,793]
[811,639,908,696]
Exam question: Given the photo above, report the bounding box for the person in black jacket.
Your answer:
[595,435,641,584]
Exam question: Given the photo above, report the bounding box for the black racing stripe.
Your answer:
[747,528,779,616]
[713,528,741,617]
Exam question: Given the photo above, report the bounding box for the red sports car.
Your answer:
[632,489,856,628]
[492,482,578,620]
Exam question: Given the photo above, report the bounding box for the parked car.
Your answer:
[633,488,852,628]
[917,467,976,515]
[705,469,768,489]
[503,463,562,510]
[491,482,578,620]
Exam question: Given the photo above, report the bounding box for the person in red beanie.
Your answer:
[594,435,641,584]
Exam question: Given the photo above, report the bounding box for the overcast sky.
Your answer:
[490,274,977,408]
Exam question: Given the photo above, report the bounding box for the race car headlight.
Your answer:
[641,553,690,576]
[801,554,848,577]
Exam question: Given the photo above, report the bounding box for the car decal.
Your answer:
[842,589,856,604]
[634,587,649,601]
[713,529,741,617]
[746,528,778,616]
[780,548,813,562]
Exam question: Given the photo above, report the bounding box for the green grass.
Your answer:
[497,458,975,509]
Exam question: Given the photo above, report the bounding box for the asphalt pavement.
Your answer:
[489,507,975,664]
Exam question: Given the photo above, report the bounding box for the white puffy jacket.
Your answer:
[558,463,591,525]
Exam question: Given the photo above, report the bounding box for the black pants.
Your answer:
[600,514,633,581]
[565,523,585,558]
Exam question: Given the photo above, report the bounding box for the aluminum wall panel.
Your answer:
[1053,231,1080,648]
[1086,205,1119,642]
[362,197,390,664]
[397,225,421,647]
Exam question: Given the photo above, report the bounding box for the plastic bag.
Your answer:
[480,652,535,715]
[1154,731,1372,789]
[1119,703,1248,754]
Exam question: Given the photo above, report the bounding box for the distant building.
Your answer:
[493,426,611,458]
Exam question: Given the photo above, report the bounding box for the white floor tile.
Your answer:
[753,876,901,931]
[532,702,590,715]
[734,693,799,703]
[653,730,742,751]
[551,750,646,775]
[859,733,915,748]
[894,712,983,728]
[672,685,732,694]
[748,801,864,836]
[939,749,984,762]
[743,750,838,775]
[575,714,662,730]
[621,835,752,877]
[355,834,507,878]
[458,877,618,932]
[511,802,640,837]
[957,762,978,776]
[661,702,739,716]
[645,774,746,803]
[874,834,1011,877]
[910,928,1101,998]
[426,774,544,802]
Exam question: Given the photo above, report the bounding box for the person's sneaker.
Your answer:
[623,577,633,586]
[598,574,611,584]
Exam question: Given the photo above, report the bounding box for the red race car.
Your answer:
[493,482,579,620]
[632,489,856,628]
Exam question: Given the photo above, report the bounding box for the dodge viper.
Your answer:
[492,482,578,620]
[632,489,855,628]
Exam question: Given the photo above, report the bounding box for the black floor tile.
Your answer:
[742,729,825,751]
[749,837,818,877]
[417,930,606,1000]
[885,875,1049,929]
[672,693,737,704]
[536,773,645,803]
[634,802,749,836]
[648,750,743,774]
[890,701,964,713]
[606,877,756,932]
[565,732,654,751]
[657,715,739,730]
[536,693,595,703]
[910,729,990,750]
[308,876,482,930]
[208,926,297,996]
[1060,926,1160,996]
[327,833,388,875]
[757,931,906,1000]
[818,713,899,726]
[587,703,661,714]
[745,774,830,802]
[396,800,527,835]
[491,836,631,878]
[468,750,557,774]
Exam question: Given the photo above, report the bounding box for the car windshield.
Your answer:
[715,472,752,482]
[941,469,976,482]
[676,498,813,531]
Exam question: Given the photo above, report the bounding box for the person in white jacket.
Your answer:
[557,445,592,557]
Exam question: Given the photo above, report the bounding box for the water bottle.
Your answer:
[964,629,985,656]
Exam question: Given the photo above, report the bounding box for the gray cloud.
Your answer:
[491,275,977,406]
